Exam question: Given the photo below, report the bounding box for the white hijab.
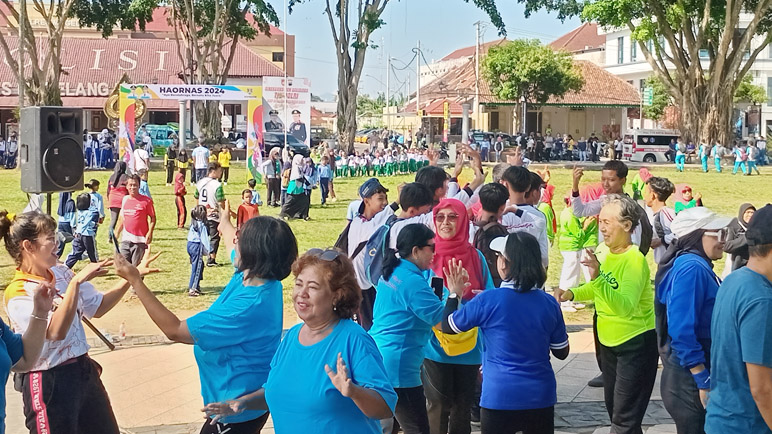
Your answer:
[290,154,304,180]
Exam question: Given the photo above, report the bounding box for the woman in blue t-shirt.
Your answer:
[369,223,469,434]
[115,205,298,434]
[202,248,398,434]
[441,232,570,434]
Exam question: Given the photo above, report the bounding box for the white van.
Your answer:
[622,129,680,162]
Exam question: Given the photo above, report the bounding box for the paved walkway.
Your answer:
[5,327,676,434]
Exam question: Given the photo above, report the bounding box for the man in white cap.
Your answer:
[706,204,772,433]
[654,207,731,433]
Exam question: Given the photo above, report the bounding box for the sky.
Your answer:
[269,0,582,99]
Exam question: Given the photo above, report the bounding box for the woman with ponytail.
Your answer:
[1,210,159,433]
[0,211,56,434]
[369,223,469,434]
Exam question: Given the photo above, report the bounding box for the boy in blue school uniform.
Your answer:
[65,193,100,268]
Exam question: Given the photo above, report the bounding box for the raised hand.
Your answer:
[507,147,524,167]
[201,400,246,425]
[137,247,162,276]
[113,254,141,283]
[572,164,584,192]
[579,248,600,280]
[74,258,112,284]
[325,352,355,398]
[444,258,470,298]
[32,282,56,315]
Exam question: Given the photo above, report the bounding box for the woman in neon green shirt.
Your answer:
[557,194,658,434]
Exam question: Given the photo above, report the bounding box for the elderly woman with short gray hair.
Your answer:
[557,194,657,434]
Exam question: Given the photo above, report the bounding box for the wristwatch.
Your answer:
[448,293,459,299]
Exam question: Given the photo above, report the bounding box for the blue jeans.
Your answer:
[733,160,748,174]
[56,222,73,258]
[320,177,330,204]
[5,151,16,169]
[579,150,587,161]
[65,235,97,268]
[187,241,205,290]
[675,155,685,171]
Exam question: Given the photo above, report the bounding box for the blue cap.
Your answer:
[359,178,388,199]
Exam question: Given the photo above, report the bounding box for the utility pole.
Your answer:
[416,40,421,130]
[386,56,391,131]
[18,0,26,109]
[474,21,481,131]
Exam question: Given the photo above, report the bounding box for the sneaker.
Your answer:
[588,373,604,387]
[206,259,218,267]
[188,289,201,297]
[561,301,577,313]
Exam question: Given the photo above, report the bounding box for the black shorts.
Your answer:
[199,412,270,434]
[22,355,119,434]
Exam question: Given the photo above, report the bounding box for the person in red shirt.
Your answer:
[236,189,260,230]
[174,167,187,229]
[115,175,157,265]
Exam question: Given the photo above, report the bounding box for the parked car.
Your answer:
[310,126,334,148]
[136,124,197,156]
[263,131,311,157]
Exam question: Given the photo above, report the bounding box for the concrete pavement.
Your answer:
[4,327,677,434]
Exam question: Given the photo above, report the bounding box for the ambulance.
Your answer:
[622,129,680,162]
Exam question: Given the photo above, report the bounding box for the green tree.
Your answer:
[642,76,670,121]
[482,39,583,132]
[515,0,772,144]
[170,0,278,137]
[0,0,156,106]
[288,0,505,153]
[734,74,767,105]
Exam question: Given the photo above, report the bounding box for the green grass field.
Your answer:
[0,160,769,320]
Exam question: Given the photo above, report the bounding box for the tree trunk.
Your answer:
[195,100,222,140]
[337,64,358,154]
[701,86,735,145]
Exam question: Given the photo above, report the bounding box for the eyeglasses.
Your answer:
[419,243,436,253]
[434,213,459,223]
[704,228,728,243]
[307,248,345,262]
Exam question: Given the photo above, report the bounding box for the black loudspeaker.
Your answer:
[20,107,84,194]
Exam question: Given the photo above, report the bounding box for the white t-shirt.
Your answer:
[197,177,223,221]
[348,207,395,289]
[6,265,103,371]
[7,139,18,153]
[192,146,210,169]
[501,205,550,268]
[133,148,149,172]
[347,200,363,221]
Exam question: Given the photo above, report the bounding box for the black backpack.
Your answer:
[473,221,509,288]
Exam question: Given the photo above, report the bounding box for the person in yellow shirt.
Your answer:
[176,147,191,185]
[556,194,657,434]
[218,146,232,185]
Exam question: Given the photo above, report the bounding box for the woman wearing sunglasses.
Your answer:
[114,205,298,434]
[202,248,398,433]
[423,198,495,434]
[369,223,469,434]
[654,207,731,433]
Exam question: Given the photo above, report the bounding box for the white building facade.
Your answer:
[600,19,771,137]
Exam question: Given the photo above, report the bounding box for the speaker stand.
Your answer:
[46,193,52,215]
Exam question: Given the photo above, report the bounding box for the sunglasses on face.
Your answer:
[704,228,728,243]
[419,244,436,253]
[307,248,344,262]
[434,213,459,223]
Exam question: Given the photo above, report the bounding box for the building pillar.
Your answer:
[179,100,187,149]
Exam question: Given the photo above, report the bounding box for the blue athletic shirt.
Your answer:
[448,281,568,410]
[264,319,397,434]
[187,273,283,424]
[424,250,495,365]
[0,320,22,434]
[369,259,445,388]
[706,267,772,434]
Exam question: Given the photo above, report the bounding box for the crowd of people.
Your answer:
[0,136,771,434]
[668,137,767,175]
[0,132,19,170]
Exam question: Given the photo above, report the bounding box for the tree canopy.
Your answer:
[734,74,767,105]
[513,0,772,143]
[482,39,584,105]
[642,76,670,121]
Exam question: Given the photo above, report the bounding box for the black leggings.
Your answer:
[219,167,230,183]
[108,207,120,240]
[480,406,554,434]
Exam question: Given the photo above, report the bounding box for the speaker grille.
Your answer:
[42,136,84,190]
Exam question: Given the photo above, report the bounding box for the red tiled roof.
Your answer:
[405,56,639,109]
[549,23,605,53]
[439,38,508,62]
[141,7,284,35]
[0,36,284,108]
